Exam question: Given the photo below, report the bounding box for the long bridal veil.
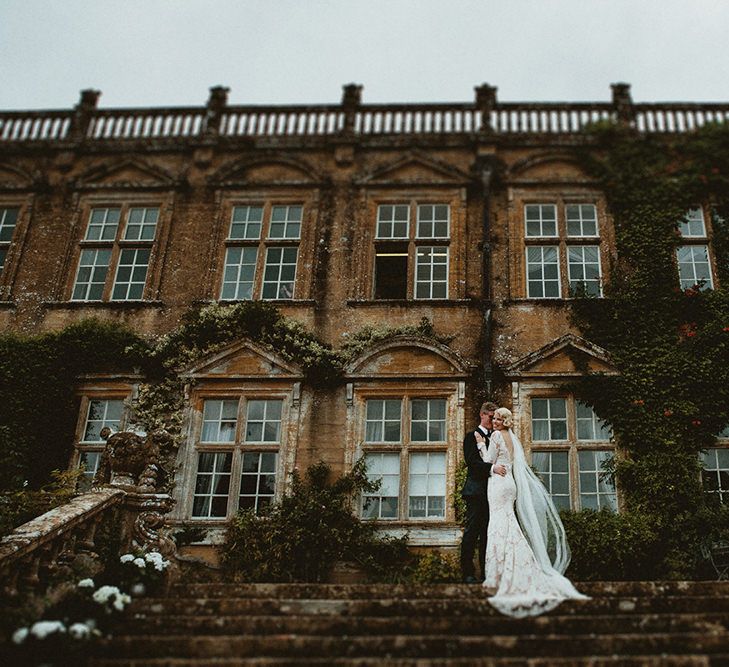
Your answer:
[509,428,572,577]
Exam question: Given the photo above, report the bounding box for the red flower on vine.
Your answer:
[664,409,673,417]
[692,419,702,427]
[723,327,729,333]
[633,399,645,406]
[678,322,698,339]
[711,167,720,174]
[699,174,708,184]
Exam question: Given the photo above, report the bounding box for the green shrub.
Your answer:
[0,319,144,490]
[218,460,412,582]
[409,552,461,584]
[562,509,659,580]
[0,469,82,538]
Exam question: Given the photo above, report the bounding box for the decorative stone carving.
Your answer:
[93,430,172,492]
[127,494,177,557]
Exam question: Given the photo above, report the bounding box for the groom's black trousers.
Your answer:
[460,495,488,580]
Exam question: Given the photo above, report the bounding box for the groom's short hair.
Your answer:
[480,401,498,414]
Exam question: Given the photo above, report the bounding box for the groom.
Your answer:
[460,401,506,583]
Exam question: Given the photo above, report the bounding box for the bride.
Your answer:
[475,407,588,617]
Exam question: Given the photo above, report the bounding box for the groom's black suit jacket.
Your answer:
[461,425,494,498]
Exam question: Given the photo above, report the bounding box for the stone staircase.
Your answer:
[79,580,729,666]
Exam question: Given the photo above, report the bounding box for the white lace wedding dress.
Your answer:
[480,429,588,617]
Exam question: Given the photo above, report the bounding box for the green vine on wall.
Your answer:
[569,123,729,576]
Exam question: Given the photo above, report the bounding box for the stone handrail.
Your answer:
[0,487,125,597]
[0,487,176,599]
[3,87,729,143]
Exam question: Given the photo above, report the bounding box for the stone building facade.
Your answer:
[1,84,727,552]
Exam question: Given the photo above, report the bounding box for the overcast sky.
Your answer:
[1,0,728,110]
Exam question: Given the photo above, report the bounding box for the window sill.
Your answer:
[204,298,317,306]
[43,300,165,309]
[507,298,603,306]
[347,299,478,308]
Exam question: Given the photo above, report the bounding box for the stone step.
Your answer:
[129,595,729,616]
[115,611,729,637]
[89,655,727,667]
[165,581,729,599]
[90,632,729,660]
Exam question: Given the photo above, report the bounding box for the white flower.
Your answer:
[12,627,28,644]
[30,620,66,639]
[133,557,146,569]
[77,578,95,588]
[144,551,170,570]
[68,623,91,640]
[120,554,135,564]
[131,583,146,596]
[93,585,121,604]
[112,593,132,611]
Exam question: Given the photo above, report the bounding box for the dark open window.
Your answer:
[375,244,408,299]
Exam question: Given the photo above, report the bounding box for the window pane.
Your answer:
[362,453,400,520]
[245,400,283,443]
[408,452,445,520]
[82,399,123,441]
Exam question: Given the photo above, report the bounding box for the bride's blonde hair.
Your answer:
[495,407,513,428]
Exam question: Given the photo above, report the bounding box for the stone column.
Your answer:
[611,82,634,127]
[475,84,498,133]
[341,83,362,135]
[69,89,100,142]
[204,85,230,136]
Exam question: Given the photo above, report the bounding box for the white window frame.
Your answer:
[567,245,603,297]
[220,203,302,302]
[191,396,285,520]
[531,450,571,511]
[365,399,403,443]
[566,203,599,238]
[680,208,707,238]
[408,451,447,519]
[373,201,452,300]
[362,452,401,520]
[677,245,713,290]
[124,207,159,241]
[416,204,450,239]
[531,398,568,442]
[221,246,258,301]
[576,401,613,441]
[72,205,159,302]
[524,204,558,237]
[239,450,278,514]
[74,396,128,491]
[577,449,617,510]
[526,246,561,299]
[72,248,112,301]
[414,246,449,299]
[268,205,302,240]
[529,394,616,512]
[191,451,233,519]
[111,247,151,301]
[376,204,410,239]
[0,206,19,275]
[360,395,449,523]
[261,246,298,300]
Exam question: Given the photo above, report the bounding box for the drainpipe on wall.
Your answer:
[479,160,495,398]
